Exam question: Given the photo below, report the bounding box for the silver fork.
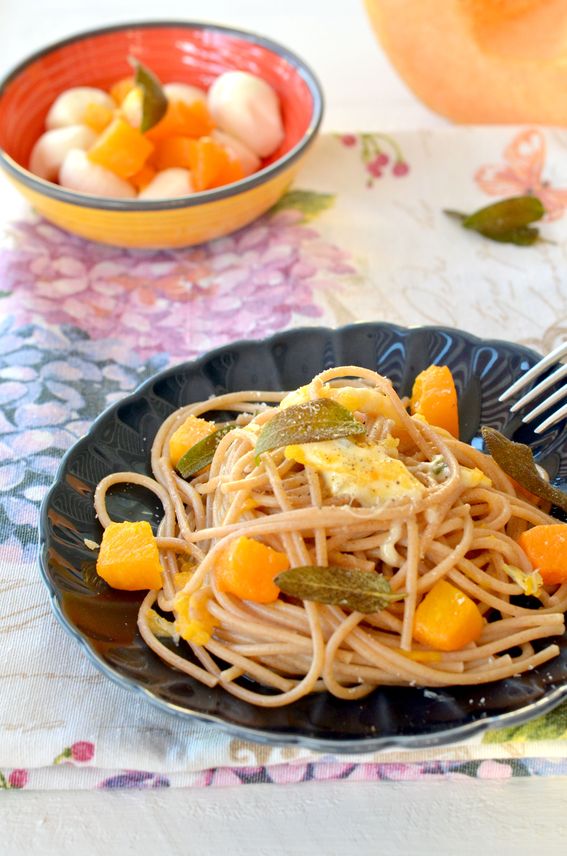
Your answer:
[498,341,567,433]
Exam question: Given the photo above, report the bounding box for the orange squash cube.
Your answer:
[169,415,216,468]
[88,117,154,179]
[216,536,289,603]
[187,136,233,192]
[82,102,115,133]
[110,76,135,106]
[519,524,567,585]
[96,521,162,591]
[153,136,193,171]
[145,99,214,142]
[210,154,245,188]
[130,163,156,191]
[410,364,459,438]
[413,579,484,651]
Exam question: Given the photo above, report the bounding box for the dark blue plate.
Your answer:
[39,323,567,752]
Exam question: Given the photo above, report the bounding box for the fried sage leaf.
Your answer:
[177,424,235,479]
[482,426,567,513]
[255,398,365,462]
[479,225,540,246]
[444,196,545,246]
[463,196,545,232]
[275,565,406,614]
[129,57,168,132]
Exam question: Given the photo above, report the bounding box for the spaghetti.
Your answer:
[94,366,566,706]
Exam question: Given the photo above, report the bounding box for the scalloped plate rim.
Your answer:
[38,322,567,753]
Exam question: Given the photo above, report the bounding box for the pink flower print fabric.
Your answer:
[1,203,356,364]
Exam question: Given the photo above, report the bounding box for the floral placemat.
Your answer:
[1,128,567,790]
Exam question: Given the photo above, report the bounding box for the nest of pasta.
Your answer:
[94,365,567,707]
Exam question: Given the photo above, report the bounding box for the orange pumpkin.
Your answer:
[413,579,484,651]
[169,415,216,468]
[96,520,162,591]
[519,524,567,585]
[364,0,567,124]
[410,365,459,438]
[88,117,154,179]
[216,536,289,603]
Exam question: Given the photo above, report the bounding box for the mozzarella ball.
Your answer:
[59,149,136,198]
[138,168,194,199]
[29,125,97,181]
[212,129,261,176]
[207,71,283,158]
[46,87,115,130]
[163,82,207,106]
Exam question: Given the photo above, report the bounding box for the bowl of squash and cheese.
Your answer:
[0,21,323,248]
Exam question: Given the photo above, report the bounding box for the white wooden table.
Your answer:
[1,2,565,854]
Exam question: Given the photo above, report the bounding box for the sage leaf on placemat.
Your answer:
[177,424,236,479]
[270,189,335,222]
[477,225,540,246]
[255,399,365,462]
[275,565,406,613]
[444,196,545,246]
[482,426,567,512]
[129,57,168,132]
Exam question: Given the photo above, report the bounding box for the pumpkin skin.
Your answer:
[364,0,567,124]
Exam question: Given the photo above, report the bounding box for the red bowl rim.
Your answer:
[0,20,324,211]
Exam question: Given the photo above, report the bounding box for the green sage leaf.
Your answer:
[463,196,545,233]
[254,399,365,462]
[269,190,335,222]
[129,57,168,132]
[481,225,540,246]
[177,424,235,479]
[444,196,545,246]
[481,426,567,513]
[275,565,406,613]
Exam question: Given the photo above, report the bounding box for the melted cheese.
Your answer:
[460,466,492,489]
[284,437,425,507]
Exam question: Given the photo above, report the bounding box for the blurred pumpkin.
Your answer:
[364,0,567,124]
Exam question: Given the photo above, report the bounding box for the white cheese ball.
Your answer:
[59,149,136,198]
[163,82,207,106]
[46,87,115,130]
[212,129,261,176]
[29,125,97,181]
[138,168,194,199]
[207,71,284,158]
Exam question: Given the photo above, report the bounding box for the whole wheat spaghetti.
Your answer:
[94,366,566,706]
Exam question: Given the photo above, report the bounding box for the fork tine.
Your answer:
[510,363,567,412]
[534,399,567,434]
[499,341,567,402]
[522,383,567,422]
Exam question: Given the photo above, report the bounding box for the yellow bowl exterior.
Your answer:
[5,159,304,248]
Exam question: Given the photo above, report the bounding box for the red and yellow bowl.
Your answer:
[0,21,323,248]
